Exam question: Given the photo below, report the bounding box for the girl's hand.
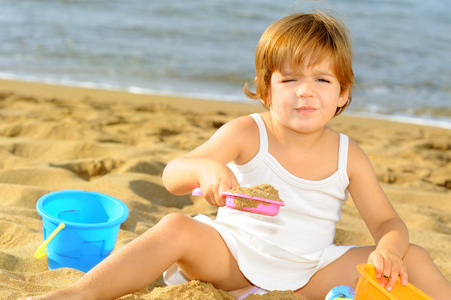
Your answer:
[368,248,408,291]
[196,159,239,207]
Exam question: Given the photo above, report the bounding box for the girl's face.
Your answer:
[268,56,349,134]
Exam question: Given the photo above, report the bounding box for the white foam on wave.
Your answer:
[344,111,451,130]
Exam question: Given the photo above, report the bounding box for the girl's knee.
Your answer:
[158,213,192,231]
[156,213,197,239]
[406,243,427,255]
[160,213,192,226]
[405,243,432,261]
[139,213,198,252]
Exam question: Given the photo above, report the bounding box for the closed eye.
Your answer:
[316,78,330,83]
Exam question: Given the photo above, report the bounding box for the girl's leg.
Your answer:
[295,244,451,300]
[25,213,250,300]
[294,246,373,300]
[401,244,451,300]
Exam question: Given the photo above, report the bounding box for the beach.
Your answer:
[0,79,449,299]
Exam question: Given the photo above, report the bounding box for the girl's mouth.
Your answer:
[296,106,317,114]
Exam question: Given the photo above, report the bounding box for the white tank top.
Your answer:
[209,113,353,290]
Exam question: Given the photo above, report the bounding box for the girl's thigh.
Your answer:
[295,246,374,300]
[163,213,250,291]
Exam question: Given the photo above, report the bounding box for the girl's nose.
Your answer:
[296,82,314,99]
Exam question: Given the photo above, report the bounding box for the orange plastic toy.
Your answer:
[355,264,432,299]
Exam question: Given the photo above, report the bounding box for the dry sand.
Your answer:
[0,79,449,299]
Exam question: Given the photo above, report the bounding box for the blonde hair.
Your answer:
[244,12,354,116]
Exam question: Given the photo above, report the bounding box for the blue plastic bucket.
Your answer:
[35,190,129,272]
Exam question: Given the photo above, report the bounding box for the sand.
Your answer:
[0,78,449,299]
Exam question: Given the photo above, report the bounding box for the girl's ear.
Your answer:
[338,86,350,107]
[260,95,271,107]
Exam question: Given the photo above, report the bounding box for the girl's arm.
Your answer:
[162,116,257,206]
[347,139,409,289]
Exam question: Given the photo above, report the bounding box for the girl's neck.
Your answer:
[261,112,341,181]
[262,112,331,151]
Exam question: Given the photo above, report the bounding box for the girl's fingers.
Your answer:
[214,191,226,206]
[368,250,408,291]
[382,260,392,281]
[201,187,227,207]
[380,269,392,289]
[207,193,225,207]
[201,172,238,207]
[399,265,409,286]
[368,253,384,279]
[385,268,398,291]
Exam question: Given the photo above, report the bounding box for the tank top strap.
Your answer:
[250,113,269,153]
[337,133,349,174]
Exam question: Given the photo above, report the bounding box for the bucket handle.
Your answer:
[35,222,65,259]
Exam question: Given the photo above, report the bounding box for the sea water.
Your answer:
[1,0,450,127]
